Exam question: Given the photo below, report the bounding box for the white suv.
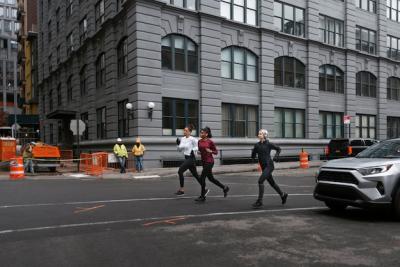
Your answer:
[314,139,400,219]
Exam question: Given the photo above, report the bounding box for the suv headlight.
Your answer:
[357,165,393,176]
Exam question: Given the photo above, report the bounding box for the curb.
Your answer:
[0,162,323,180]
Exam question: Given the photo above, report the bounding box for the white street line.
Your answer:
[0,194,313,209]
[133,175,160,179]
[0,206,325,235]
[226,182,314,188]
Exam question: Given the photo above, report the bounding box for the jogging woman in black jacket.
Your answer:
[251,129,288,208]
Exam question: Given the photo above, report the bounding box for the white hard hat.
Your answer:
[117,138,122,142]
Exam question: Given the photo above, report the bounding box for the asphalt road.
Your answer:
[0,169,399,267]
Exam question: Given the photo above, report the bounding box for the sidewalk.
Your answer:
[0,161,324,180]
[96,160,323,179]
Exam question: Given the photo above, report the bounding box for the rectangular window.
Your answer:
[96,107,106,139]
[57,84,61,106]
[4,20,11,32]
[319,15,344,47]
[79,17,88,45]
[387,0,400,21]
[48,54,52,73]
[80,66,87,96]
[162,98,198,136]
[222,103,258,137]
[66,32,74,56]
[48,20,52,43]
[66,0,73,18]
[356,26,376,54]
[118,100,129,137]
[273,1,305,37]
[49,124,54,144]
[387,35,400,61]
[56,45,60,64]
[56,8,60,33]
[355,114,376,139]
[67,77,72,103]
[95,0,105,30]
[220,0,258,26]
[81,113,89,141]
[274,108,305,138]
[355,0,376,13]
[388,116,400,139]
[319,111,343,138]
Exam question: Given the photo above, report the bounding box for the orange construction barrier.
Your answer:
[10,157,24,180]
[81,152,108,176]
[348,146,353,156]
[80,153,92,172]
[0,138,16,162]
[299,149,309,169]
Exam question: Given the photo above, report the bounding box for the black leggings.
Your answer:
[178,156,201,187]
[200,162,225,197]
[257,165,283,201]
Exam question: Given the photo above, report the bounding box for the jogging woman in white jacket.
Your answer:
[175,124,203,196]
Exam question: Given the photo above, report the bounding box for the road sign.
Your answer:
[70,120,86,135]
[344,115,351,125]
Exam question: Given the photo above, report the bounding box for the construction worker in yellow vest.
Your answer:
[132,137,146,172]
[113,138,128,173]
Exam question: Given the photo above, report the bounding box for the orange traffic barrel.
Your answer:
[299,149,309,169]
[10,157,25,180]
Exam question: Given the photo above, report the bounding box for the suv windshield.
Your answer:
[356,140,400,158]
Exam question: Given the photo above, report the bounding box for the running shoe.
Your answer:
[174,190,185,196]
[281,192,288,205]
[223,186,230,198]
[205,188,210,197]
[252,200,263,208]
[194,196,206,202]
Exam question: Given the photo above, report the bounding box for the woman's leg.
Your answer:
[205,163,224,189]
[188,158,202,185]
[177,158,192,189]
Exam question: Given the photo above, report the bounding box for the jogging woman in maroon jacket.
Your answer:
[195,127,229,202]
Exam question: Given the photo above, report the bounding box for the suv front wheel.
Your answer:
[325,201,347,212]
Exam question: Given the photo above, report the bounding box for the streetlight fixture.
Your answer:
[147,102,155,120]
[125,102,134,119]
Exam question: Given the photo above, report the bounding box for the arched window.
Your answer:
[221,46,258,82]
[96,53,106,88]
[117,37,128,77]
[161,34,198,73]
[319,65,344,93]
[274,56,305,88]
[388,77,400,101]
[356,71,376,97]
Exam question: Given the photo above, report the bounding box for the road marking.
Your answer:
[0,194,313,209]
[74,205,105,214]
[143,216,186,227]
[133,175,160,179]
[226,182,314,188]
[0,206,325,235]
